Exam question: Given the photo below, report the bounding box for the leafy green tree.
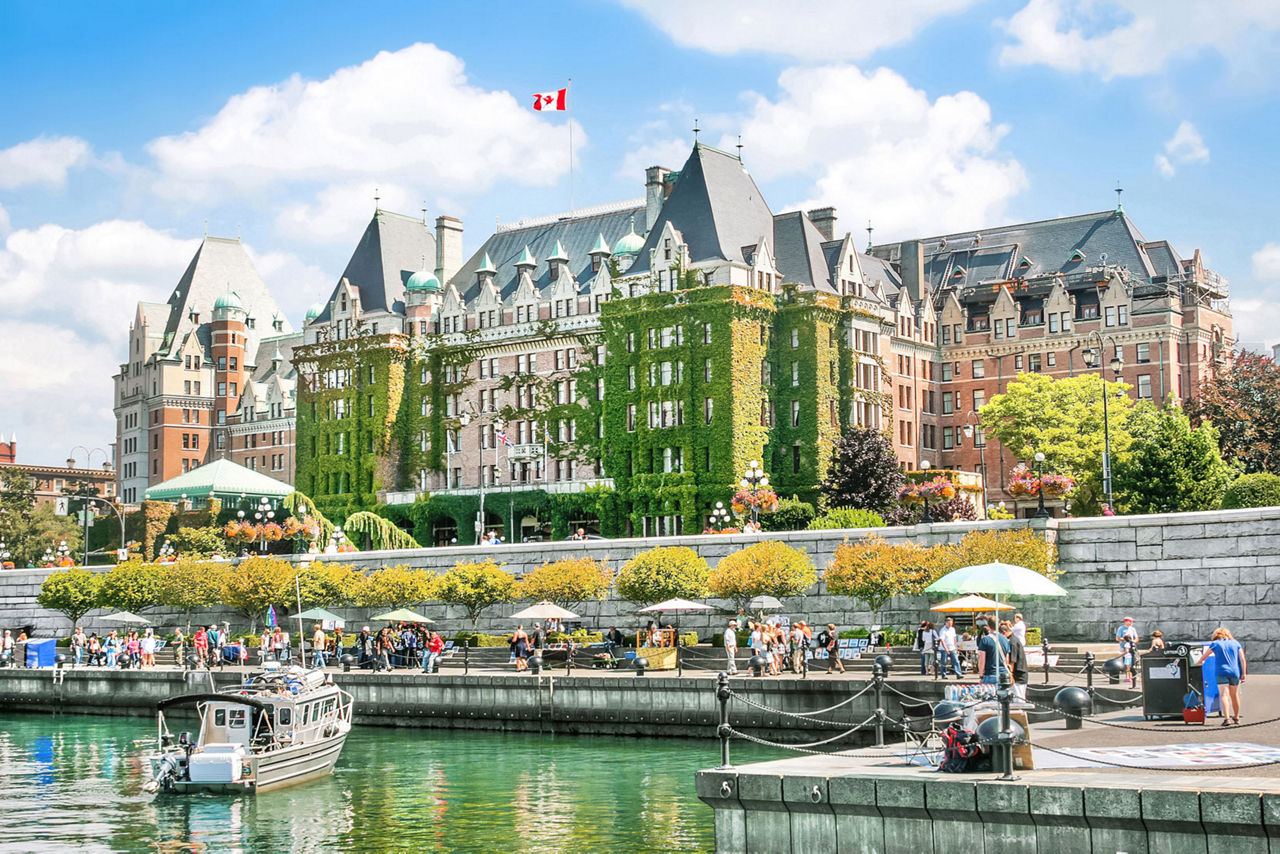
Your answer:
[37,567,102,629]
[220,555,295,633]
[615,546,710,606]
[807,507,886,530]
[708,540,816,615]
[169,526,227,556]
[981,372,1134,513]
[434,560,516,628]
[518,557,613,609]
[1112,403,1236,514]
[158,557,228,632]
[819,428,904,512]
[296,562,366,608]
[0,468,36,548]
[356,565,435,609]
[825,537,924,623]
[97,559,163,613]
[1187,351,1280,475]
[13,505,83,567]
[1221,473,1280,509]
[760,497,816,532]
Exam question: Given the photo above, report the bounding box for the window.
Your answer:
[1047,353,1056,367]
[184,381,191,395]
[1118,305,1128,325]
[627,366,636,390]
[1005,319,1015,338]
[1080,303,1099,320]
[971,359,985,379]
[791,400,800,427]
[191,434,199,449]
[1105,306,1117,327]
[1137,375,1152,399]
[626,332,635,353]
[1014,355,1023,370]
[1060,312,1072,331]
[792,444,802,474]
[943,427,955,450]
[973,389,986,410]
[1136,342,1150,363]
[942,363,953,382]
[217,382,227,396]
[1048,313,1059,333]
[790,329,799,348]
[1028,354,1041,373]
[230,357,238,371]
[182,433,190,449]
[702,322,712,344]
[941,325,951,345]
[704,359,712,382]
[791,362,799,386]
[1024,309,1043,325]
[942,392,954,415]
[218,357,227,371]
[994,321,1003,340]
[704,398,713,425]
[194,382,200,395]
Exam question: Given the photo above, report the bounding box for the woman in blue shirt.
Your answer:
[1200,627,1247,726]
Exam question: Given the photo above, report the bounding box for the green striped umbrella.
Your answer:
[923,562,1067,598]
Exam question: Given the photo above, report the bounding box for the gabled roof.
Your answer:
[772,211,836,294]
[159,237,287,359]
[316,210,435,322]
[143,457,293,502]
[626,143,774,277]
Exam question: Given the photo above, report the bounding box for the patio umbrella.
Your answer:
[747,595,783,611]
[267,604,277,628]
[296,607,345,624]
[508,601,580,621]
[100,611,151,625]
[370,608,434,623]
[923,561,1067,598]
[638,598,713,654]
[930,595,1015,613]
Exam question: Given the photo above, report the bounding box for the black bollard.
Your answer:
[528,655,544,675]
[1084,651,1095,694]
[748,654,768,678]
[463,639,470,676]
[339,654,354,673]
[1055,686,1092,728]
[634,656,649,676]
[872,662,886,747]
[717,672,733,769]
[996,667,1016,780]
[1042,639,1052,684]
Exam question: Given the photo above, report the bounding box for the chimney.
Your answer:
[900,240,926,302]
[434,216,464,286]
[644,166,671,235]
[807,207,838,242]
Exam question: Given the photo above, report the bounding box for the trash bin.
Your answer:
[1141,650,1204,720]
[25,638,57,668]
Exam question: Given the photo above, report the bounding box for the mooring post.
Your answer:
[1084,650,1095,695]
[717,671,733,769]
[1042,638,1051,684]
[872,662,886,748]
[996,666,1016,780]
[463,638,470,676]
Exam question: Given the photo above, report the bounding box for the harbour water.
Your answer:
[0,713,777,853]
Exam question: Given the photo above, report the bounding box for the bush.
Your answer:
[1221,473,1280,509]
[807,507,886,530]
[679,631,699,647]
[452,632,512,648]
[615,546,709,605]
[518,557,613,608]
[708,540,817,614]
[548,631,604,644]
[1026,627,1043,646]
[761,497,816,531]
[939,529,1059,580]
[168,526,227,556]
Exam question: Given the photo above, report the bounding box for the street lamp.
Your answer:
[253,497,275,552]
[329,527,345,553]
[708,501,731,531]
[962,411,989,514]
[1082,332,1124,511]
[459,405,505,543]
[1034,452,1050,519]
[158,540,175,561]
[920,460,933,523]
[739,460,769,528]
[55,540,71,565]
[41,547,54,567]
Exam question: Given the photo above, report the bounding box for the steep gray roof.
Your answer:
[857,252,902,294]
[1141,240,1183,278]
[449,206,642,302]
[159,237,288,360]
[248,332,302,383]
[626,143,774,276]
[872,210,1157,292]
[317,210,435,322]
[772,211,836,294]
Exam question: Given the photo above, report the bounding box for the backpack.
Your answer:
[940,723,982,773]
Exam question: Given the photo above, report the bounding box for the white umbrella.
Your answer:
[639,598,714,613]
[747,595,783,611]
[100,611,151,625]
[509,601,580,621]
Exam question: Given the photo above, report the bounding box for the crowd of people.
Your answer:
[721,618,845,676]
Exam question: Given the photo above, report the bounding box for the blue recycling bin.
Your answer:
[25,638,57,668]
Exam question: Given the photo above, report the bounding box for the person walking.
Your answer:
[172,628,185,667]
[357,626,375,669]
[1,629,12,666]
[1200,627,1246,726]
[312,624,328,668]
[1001,622,1029,700]
[938,617,961,679]
[822,624,845,674]
[976,620,1006,686]
[723,620,739,675]
[790,622,807,674]
[71,627,87,666]
[913,621,939,676]
[1011,613,1027,647]
[511,625,530,672]
[1115,616,1139,682]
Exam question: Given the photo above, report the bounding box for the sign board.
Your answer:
[116,548,130,562]
[55,497,69,516]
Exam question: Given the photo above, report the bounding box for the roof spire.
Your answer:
[1114,180,1124,213]
[736,134,743,160]
[421,201,428,225]
[866,220,874,252]
[374,187,381,210]
[692,118,700,144]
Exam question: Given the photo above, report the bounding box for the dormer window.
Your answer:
[1069,249,1087,263]
[273,319,283,332]
[340,295,347,311]
[189,311,199,324]
[1017,256,1033,271]
[951,267,966,280]
[664,239,673,261]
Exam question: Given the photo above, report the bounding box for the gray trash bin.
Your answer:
[1141,650,1203,720]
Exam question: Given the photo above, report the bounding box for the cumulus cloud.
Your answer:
[1154,121,1209,178]
[999,0,1280,79]
[0,136,92,189]
[275,181,421,245]
[649,65,1025,239]
[617,0,978,61]
[1254,242,1280,281]
[0,203,9,236]
[144,43,581,211]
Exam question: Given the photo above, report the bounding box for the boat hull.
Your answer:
[150,730,349,794]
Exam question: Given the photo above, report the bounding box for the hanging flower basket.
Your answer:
[731,488,779,515]
[1007,463,1074,498]
[898,476,956,503]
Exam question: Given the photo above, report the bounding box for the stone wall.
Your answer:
[3,507,1278,666]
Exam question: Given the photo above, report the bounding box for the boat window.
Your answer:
[324,699,336,716]
[278,707,293,726]
[214,709,226,727]
[228,709,246,728]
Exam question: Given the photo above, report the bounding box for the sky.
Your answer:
[1,0,1278,466]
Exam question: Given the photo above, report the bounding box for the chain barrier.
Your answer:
[724,726,910,759]
[1025,694,1280,732]
[724,688,875,729]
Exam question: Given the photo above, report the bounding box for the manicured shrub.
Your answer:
[1221,472,1280,509]
[761,498,816,531]
[709,540,817,614]
[807,507,886,530]
[615,546,709,605]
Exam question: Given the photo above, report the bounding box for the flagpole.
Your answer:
[567,77,574,213]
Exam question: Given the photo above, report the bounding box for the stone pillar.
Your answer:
[924,778,984,850]
[876,778,934,851]
[1142,789,1206,853]
[1030,784,1090,853]
[737,772,790,853]
[1200,791,1265,854]
[695,769,745,853]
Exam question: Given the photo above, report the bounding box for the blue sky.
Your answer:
[2,0,1278,465]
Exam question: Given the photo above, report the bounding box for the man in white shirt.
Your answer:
[723,620,739,675]
[790,623,807,674]
[1012,614,1027,647]
[938,617,961,679]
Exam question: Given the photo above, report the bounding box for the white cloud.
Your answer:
[144,43,581,211]
[675,65,1026,239]
[244,244,332,323]
[0,136,92,189]
[275,181,419,245]
[999,0,1280,79]
[1231,289,1280,353]
[617,0,978,60]
[1154,121,1209,178]
[1253,242,1280,281]
[0,203,9,236]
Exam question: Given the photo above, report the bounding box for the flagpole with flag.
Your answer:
[567,77,573,212]
[532,81,573,213]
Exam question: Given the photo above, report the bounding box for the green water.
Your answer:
[0,713,779,853]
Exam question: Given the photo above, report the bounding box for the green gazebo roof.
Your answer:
[143,458,293,503]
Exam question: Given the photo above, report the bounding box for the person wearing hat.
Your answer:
[1116,616,1139,682]
[823,623,845,674]
[723,620,739,675]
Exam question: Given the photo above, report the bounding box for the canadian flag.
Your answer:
[532,88,568,111]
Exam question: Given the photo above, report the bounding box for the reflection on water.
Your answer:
[0,714,779,853]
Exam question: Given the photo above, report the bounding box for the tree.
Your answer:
[760,498,816,532]
[356,565,435,609]
[1112,402,1236,514]
[434,560,516,628]
[1221,473,1280,509]
[1187,351,1280,475]
[981,372,1134,513]
[97,560,163,613]
[518,557,613,609]
[825,537,924,623]
[708,540,817,614]
[157,558,228,632]
[937,528,1059,580]
[168,526,228,556]
[37,567,102,629]
[220,555,296,633]
[296,562,367,608]
[615,546,710,606]
[0,468,36,550]
[819,427,904,512]
[343,511,420,551]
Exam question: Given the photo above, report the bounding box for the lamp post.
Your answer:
[1082,332,1124,511]
[251,496,275,552]
[739,460,769,528]
[158,539,175,561]
[709,501,731,532]
[457,402,504,544]
[920,460,933,523]
[55,540,71,565]
[1033,452,1050,519]
[962,411,989,514]
[329,526,345,553]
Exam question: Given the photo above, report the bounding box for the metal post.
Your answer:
[463,638,470,676]
[996,666,1016,780]
[872,662,886,748]
[717,672,733,769]
[677,642,682,677]
[1042,639,1051,684]
[81,500,90,566]
[1034,453,1049,519]
[1084,651,1095,695]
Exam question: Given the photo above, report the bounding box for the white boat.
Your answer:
[145,662,353,794]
